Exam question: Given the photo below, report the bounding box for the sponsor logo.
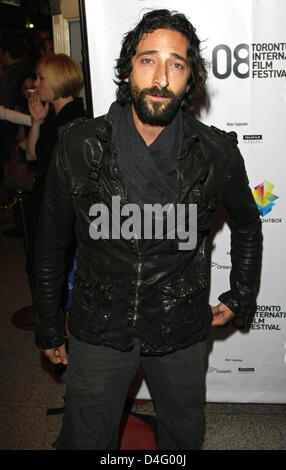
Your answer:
[238,368,255,373]
[252,180,279,216]
[211,261,231,269]
[208,367,232,374]
[243,134,263,143]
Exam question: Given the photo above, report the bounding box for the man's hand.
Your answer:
[43,344,68,365]
[211,302,235,326]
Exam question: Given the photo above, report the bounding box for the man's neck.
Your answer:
[131,105,164,147]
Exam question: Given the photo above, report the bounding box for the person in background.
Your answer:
[1,72,37,239]
[25,53,85,281]
[17,71,37,112]
[15,71,37,153]
[0,33,30,109]
[24,30,54,71]
[0,33,30,180]
[33,10,262,450]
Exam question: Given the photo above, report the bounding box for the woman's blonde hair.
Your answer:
[38,53,84,99]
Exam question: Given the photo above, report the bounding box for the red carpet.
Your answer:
[119,414,157,450]
[52,400,158,450]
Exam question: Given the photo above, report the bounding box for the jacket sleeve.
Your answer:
[33,135,75,349]
[218,146,262,317]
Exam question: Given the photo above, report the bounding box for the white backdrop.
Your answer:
[84,0,286,403]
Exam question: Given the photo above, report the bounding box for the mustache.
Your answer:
[141,86,176,99]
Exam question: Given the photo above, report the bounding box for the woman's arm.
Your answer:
[0,104,31,126]
[26,120,42,161]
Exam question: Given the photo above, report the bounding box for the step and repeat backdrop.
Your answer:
[83,0,286,403]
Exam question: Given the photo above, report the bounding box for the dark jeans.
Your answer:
[57,336,207,450]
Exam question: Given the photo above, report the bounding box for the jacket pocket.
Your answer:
[191,187,220,212]
[159,277,210,345]
[189,187,220,234]
[71,268,121,333]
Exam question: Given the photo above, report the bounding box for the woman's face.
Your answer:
[20,77,35,100]
[34,62,55,102]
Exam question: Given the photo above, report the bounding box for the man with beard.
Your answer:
[33,10,261,450]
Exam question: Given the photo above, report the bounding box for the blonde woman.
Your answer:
[26,53,85,169]
[25,53,85,277]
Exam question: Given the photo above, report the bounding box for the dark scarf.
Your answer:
[109,102,183,207]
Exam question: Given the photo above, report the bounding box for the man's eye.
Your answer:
[173,63,184,69]
[141,58,152,64]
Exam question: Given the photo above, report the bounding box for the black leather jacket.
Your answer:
[34,107,262,355]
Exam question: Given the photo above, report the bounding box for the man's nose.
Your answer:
[153,62,169,88]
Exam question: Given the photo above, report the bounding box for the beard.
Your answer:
[130,84,186,126]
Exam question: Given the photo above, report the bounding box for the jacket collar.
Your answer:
[180,112,209,185]
[93,104,209,188]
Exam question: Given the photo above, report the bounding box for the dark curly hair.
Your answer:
[115,9,207,112]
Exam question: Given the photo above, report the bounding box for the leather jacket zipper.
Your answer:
[173,158,183,204]
[131,157,182,329]
[109,147,142,330]
[133,239,142,329]
[111,149,127,201]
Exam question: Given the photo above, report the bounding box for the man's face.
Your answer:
[127,28,190,126]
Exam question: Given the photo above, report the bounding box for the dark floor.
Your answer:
[1,186,286,451]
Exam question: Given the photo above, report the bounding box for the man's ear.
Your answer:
[124,77,129,83]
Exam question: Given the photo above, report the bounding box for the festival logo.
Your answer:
[252,180,279,216]
[212,43,286,79]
